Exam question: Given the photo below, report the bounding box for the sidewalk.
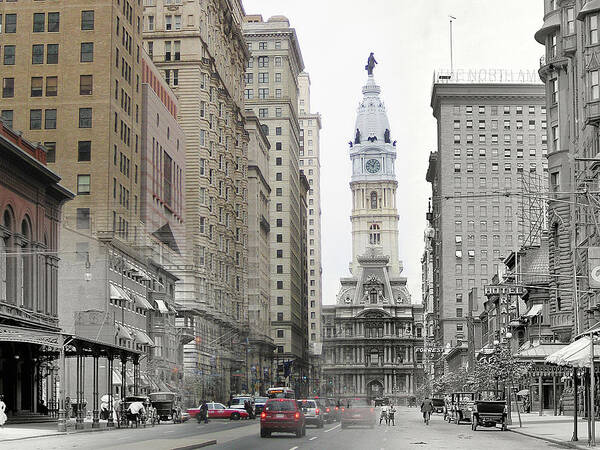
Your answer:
[0,418,112,442]
[508,412,599,449]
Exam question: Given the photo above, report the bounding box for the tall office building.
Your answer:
[142,0,250,399]
[0,0,144,240]
[298,72,323,348]
[535,1,600,340]
[427,81,547,366]
[246,111,275,393]
[242,15,310,389]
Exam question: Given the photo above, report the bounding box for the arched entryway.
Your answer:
[367,379,383,402]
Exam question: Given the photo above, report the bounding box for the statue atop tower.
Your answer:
[365,52,377,76]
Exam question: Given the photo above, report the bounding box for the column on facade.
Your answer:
[405,374,409,393]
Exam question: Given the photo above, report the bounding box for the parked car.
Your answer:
[187,402,250,420]
[471,400,507,431]
[298,399,323,428]
[260,398,306,438]
[254,396,268,415]
[341,398,375,429]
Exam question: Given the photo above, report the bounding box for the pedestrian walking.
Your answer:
[421,397,433,425]
[558,394,564,416]
[388,404,396,426]
[0,395,7,427]
[379,404,388,425]
[198,401,209,423]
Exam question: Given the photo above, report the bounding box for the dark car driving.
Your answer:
[260,398,306,438]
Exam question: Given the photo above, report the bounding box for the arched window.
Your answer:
[370,191,378,209]
[21,217,33,310]
[369,223,380,245]
[2,208,16,304]
[370,289,378,304]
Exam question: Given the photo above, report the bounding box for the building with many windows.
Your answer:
[322,63,424,405]
[242,15,310,392]
[535,0,600,341]
[143,0,250,400]
[246,111,276,394]
[427,80,547,373]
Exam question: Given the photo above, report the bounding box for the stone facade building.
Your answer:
[427,81,547,372]
[242,15,310,388]
[0,120,72,416]
[535,0,600,340]
[322,66,424,405]
[143,0,250,400]
[246,111,275,394]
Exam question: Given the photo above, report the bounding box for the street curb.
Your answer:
[0,424,116,443]
[170,440,217,450]
[508,427,587,449]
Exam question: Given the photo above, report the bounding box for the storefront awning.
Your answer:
[116,323,133,340]
[112,369,122,385]
[131,292,154,310]
[525,304,543,317]
[110,284,130,302]
[130,328,155,346]
[546,336,600,367]
[155,299,169,314]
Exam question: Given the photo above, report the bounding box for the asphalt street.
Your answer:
[0,407,572,450]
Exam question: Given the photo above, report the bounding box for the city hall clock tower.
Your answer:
[349,68,400,276]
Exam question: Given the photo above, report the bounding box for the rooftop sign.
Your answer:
[434,69,541,85]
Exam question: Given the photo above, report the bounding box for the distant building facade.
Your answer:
[143,0,250,400]
[427,81,547,372]
[243,15,310,390]
[246,111,275,394]
[322,66,424,405]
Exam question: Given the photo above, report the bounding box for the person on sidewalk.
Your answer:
[558,394,564,416]
[379,404,388,425]
[421,397,433,425]
[0,395,7,427]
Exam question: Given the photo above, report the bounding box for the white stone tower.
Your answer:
[349,65,401,276]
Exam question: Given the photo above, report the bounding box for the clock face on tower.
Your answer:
[365,159,381,174]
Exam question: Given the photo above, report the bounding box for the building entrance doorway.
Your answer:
[367,380,383,402]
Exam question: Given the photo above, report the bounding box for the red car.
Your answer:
[187,402,249,420]
[260,398,306,438]
[340,398,375,429]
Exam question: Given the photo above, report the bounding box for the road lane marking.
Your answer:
[289,447,298,450]
[324,424,340,432]
[309,436,317,440]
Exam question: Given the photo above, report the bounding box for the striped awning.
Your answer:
[116,323,132,340]
[110,284,130,302]
[131,328,155,346]
[155,299,169,314]
[131,292,154,310]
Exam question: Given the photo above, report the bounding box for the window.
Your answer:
[32,45,44,64]
[551,78,558,103]
[1,111,14,128]
[47,12,60,32]
[81,11,94,30]
[80,42,94,62]
[45,142,56,163]
[46,76,57,96]
[258,56,269,67]
[47,44,59,64]
[370,191,378,209]
[80,75,93,95]
[2,78,14,98]
[165,15,172,30]
[258,88,269,99]
[76,208,90,229]
[79,108,92,128]
[45,109,57,129]
[4,46,15,65]
[78,141,91,161]
[591,14,599,45]
[77,175,90,195]
[5,14,16,33]
[30,77,43,97]
[592,70,600,101]
[369,223,380,245]
[566,7,575,34]
[456,308,463,318]
[33,13,45,32]
[30,110,42,130]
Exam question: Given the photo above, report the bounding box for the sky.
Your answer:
[243,0,544,305]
